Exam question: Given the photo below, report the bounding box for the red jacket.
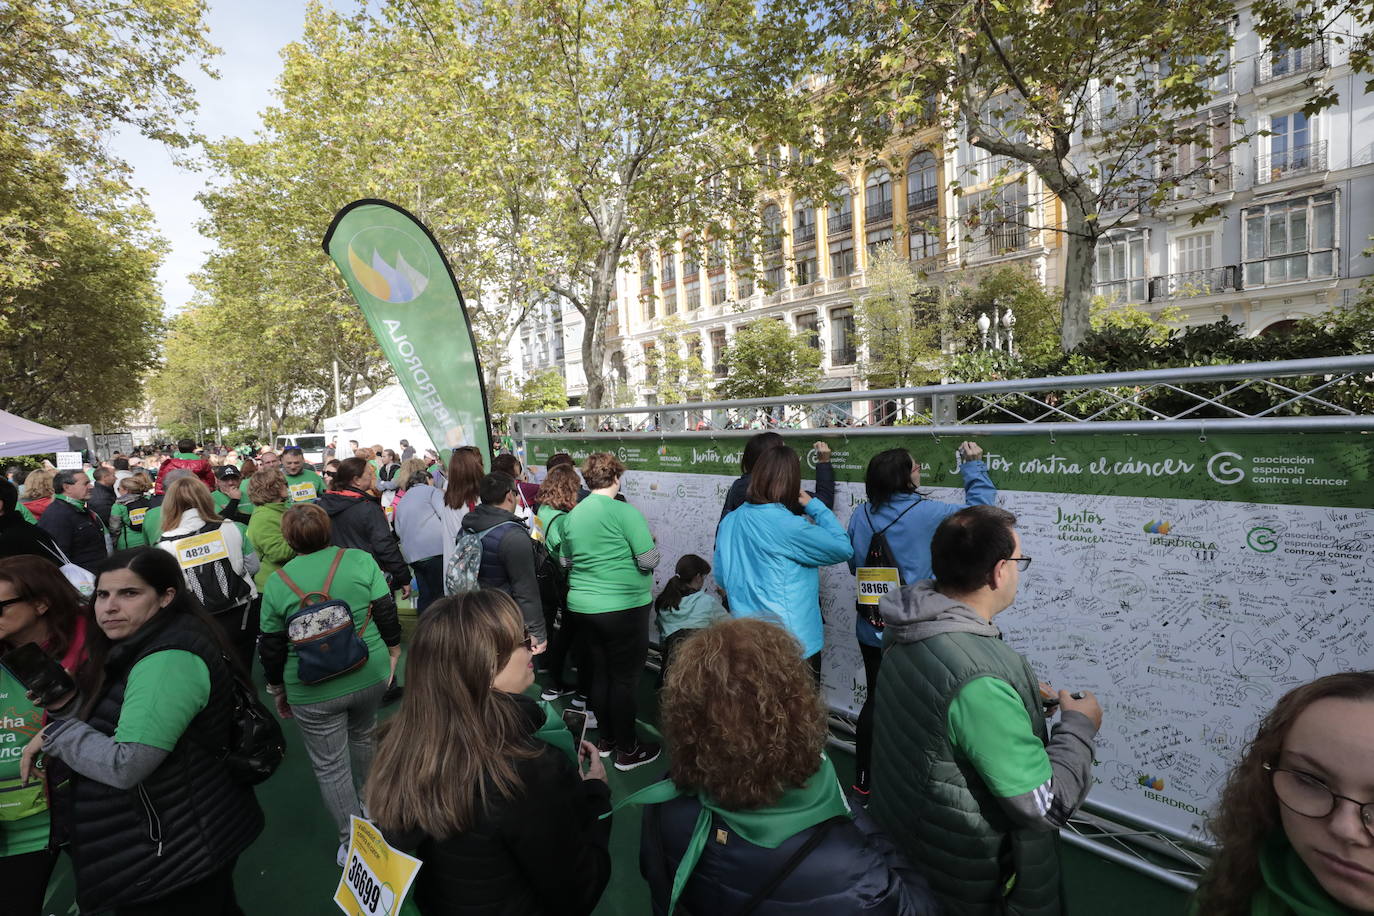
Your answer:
[156,454,216,494]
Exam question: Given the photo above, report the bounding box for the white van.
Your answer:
[275,434,327,468]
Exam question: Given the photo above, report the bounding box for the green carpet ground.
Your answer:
[40,609,1192,915]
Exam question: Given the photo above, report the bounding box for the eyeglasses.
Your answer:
[1004,556,1033,571]
[521,629,536,652]
[0,596,27,615]
[1266,763,1374,838]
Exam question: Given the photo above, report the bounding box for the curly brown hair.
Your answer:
[661,617,828,809]
[536,465,580,512]
[582,452,625,490]
[1194,671,1374,915]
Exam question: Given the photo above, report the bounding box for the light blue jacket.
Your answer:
[392,483,446,563]
[846,460,997,647]
[714,499,852,657]
[656,589,729,639]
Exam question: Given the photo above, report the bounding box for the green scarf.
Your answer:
[608,752,851,914]
[174,452,200,460]
[1251,832,1354,916]
[54,493,88,511]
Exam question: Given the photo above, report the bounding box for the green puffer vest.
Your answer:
[871,630,1061,916]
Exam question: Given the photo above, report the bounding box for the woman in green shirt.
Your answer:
[0,556,94,916]
[258,504,402,865]
[535,464,585,704]
[245,468,295,592]
[552,453,661,773]
[1191,671,1374,915]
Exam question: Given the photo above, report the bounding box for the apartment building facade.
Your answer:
[583,7,1372,404]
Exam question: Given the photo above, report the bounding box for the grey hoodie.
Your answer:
[880,579,1099,831]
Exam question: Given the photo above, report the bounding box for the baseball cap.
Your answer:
[216,466,242,480]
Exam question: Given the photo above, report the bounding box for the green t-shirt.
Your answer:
[283,470,325,505]
[114,650,211,750]
[1,668,49,854]
[947,676,1053,798]
[554,494,655,615]
[142,505,162,544]
[212,489,255,519]
[260,547,391,704]
[111,502,152,549]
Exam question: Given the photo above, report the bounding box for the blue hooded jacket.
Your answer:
[846,461,997,647]
[714,498,852,657]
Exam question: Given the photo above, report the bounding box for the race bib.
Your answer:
[335,815,422,916]
[289,482,317,503]
[173,530,230,570]
[856,566,900,606]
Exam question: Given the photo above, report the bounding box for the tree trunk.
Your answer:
[580,245,621,409]
[1059,200,1098,353]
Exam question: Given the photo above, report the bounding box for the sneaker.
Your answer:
[540,685,575,701]
[614,741,662,772]
[336,843,348,868]
[570,694,588,710]
[382,681,404,706]
[583,709,598,730]
[596,736,616,758]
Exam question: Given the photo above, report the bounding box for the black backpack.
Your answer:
[161,521,254,616]
[533,515,569,617]
[854,502,917,629]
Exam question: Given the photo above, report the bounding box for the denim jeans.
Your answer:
[290,679,388,843]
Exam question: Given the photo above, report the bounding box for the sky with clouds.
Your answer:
[109,0,329,314]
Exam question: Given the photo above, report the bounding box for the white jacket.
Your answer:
[157,508,259,599]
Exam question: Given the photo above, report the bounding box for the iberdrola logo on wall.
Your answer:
[346,227,431,303]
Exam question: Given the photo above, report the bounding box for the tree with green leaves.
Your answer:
[715,321,822,400]
[852,246,945,389]
[519,369,569,415]
[641,319,713,405]
[797,0,1245,352]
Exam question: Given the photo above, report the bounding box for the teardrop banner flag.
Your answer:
[323,199,491,460]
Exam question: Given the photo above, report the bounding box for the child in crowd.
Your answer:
[654,554,728,679]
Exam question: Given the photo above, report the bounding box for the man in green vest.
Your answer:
[870,505,1102,916]
[281,447,324,504]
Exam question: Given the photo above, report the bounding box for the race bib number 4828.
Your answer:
[173,531,229,570]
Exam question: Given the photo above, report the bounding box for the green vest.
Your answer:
[871,630,1061,916]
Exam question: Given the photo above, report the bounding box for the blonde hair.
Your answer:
[119,475,151,495]
[397,458,429,490]
[22,469,54,501]
[366,590,538,836]
[161,477,222,532]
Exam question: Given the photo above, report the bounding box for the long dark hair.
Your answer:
[444,446,484,510]
[741,431,784,474]
[0,555,101,697]
[865,448,918,508]
[746,445,802,514]
[655,554,711,612]
[1194,671,1374,916]
[366,590,539,836]
[83,549,246,708]
[331,457,369,491]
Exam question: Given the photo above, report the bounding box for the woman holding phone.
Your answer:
[0,556,94,915]
[18,548,262,915]
[366,590,613,916]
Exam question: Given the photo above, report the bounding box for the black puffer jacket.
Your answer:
[318,488,409,587]
[392,693,612,916]
[63,609,263,910]
[88,481,117,526]
[641,794,940,916]
[37,497,108,571]
[0,511,61,563]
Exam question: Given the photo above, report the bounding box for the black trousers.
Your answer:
[114,857,244,916]
[582,603,651,752]
[210,598,259,675]
[855,642,883,790]
[544,605,591,697]
[0,847,58,916]
[410,555,443,613]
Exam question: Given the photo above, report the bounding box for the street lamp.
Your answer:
[976,311,991,350]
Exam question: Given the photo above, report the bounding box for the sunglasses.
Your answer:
[521,628,536,652]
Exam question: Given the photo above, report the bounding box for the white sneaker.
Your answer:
[584,709,599,730]
[337,843,348,867]
[570,695,588,710]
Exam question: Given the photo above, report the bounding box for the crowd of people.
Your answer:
[0,432,1369,916]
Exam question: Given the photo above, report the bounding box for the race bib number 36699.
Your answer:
[334,816,422,916]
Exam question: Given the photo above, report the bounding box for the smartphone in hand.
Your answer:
[1,643,75,709]
[560,707,589,748]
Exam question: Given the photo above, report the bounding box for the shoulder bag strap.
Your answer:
[871,499,920,538]
[274,567,308,601]
[321,547,346,594]
[735,817,841,916]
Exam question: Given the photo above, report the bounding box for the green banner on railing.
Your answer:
[525,431,1372,510]
[324,199,491,459]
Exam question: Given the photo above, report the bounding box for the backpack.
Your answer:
[854,502,918,629]
[444,520,521,596]
[532,516,568,616]
[217,660,286,785]
[276,549,373,685]
[162,521,253,616]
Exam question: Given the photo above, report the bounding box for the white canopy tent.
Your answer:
[323,385,436,455]
[0,408,83,456]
